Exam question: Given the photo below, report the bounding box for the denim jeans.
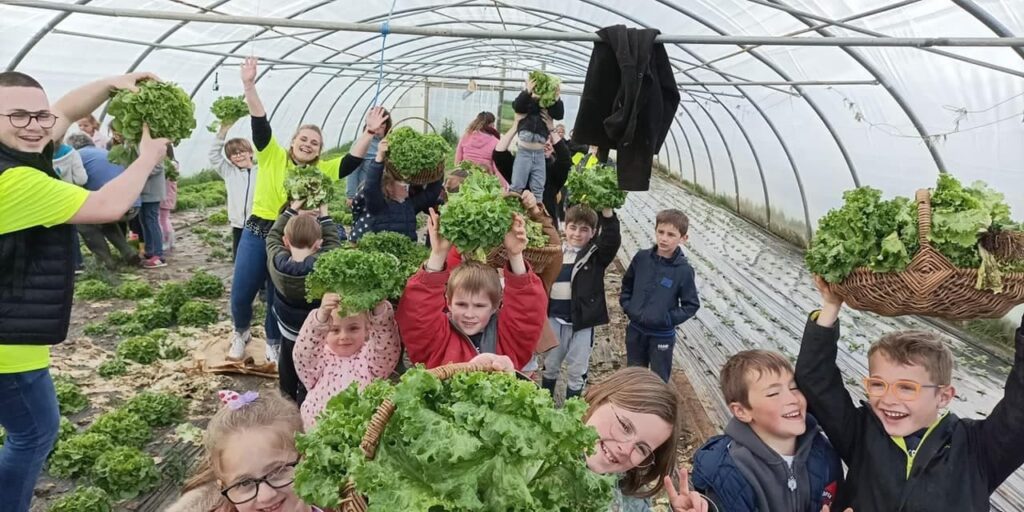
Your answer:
[0,368,60,512]
[511,131,548,198]
[139,201,163,259]
[230,227,281,346]
[625,325,675,382]
[346,163,369,199]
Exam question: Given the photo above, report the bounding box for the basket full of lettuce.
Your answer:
[384,126,450,185]
[440,169,559,273]
[806,174,1024,319]
[293,363,615,512]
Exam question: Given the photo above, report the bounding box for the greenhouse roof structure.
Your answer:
[3,0,1023,242]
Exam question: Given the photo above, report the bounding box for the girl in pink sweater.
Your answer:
[293,292,401,429]
[455,112,507,189]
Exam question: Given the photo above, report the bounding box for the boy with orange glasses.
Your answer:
[796,277,1024,511]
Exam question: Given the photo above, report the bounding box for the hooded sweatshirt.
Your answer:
[455,131,499,174]
[692,415,842,512]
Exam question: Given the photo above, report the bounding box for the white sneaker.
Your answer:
[227,329,250,361]
[265,342,279,364]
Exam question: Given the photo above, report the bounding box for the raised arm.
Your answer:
[978,311,1024,489]
[347,107,389,159]
[593,210,621,269]
[363,301,401,379]
[240,57,266,118]
[293,299,337,390]
[794,278,865,462]
[69,125,169,224]
[51,72,158,143]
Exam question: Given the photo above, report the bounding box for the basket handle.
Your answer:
[359,362,500,459]
[915,188,932,248]
[391,116,438,134]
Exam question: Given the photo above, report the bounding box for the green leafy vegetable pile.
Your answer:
[565,164,627,211]
[207,209,229,225]
[440,170,514,260]
[123,392,187,427]
[207,95,249,133]
[134,299,175,330]
[117,335,160,364]
[186,270,224,299]
[807,174,1021,291]
[75,279,115,301]
[107,80,196,166]
[294,367,615,511]
[88,410,151,449]
[91,446,160,500]
[286,165,335,207]
[177,300,220,327]
[97,357,127,378]
[114,280,152,300]
[806,187,918,284]
[355,231,430,280]
[529,70,561,108]
[503,196,549,249]
[54,376,89,415]
[50,432,114,479]
[156,282,190,314]
[384,126,451,179]
[305,249,404,317]
[48,486,113,512]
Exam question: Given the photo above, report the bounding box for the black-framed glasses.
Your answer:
[1,111,58,129]
[220,460,299,505]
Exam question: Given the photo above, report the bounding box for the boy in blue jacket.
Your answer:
[692,349,843,512]
[619,208,700,382]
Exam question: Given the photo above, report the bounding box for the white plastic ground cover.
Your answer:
[1,0,1022,234]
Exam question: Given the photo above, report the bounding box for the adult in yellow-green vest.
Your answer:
[0,70,170,512]
[228,57,389,369]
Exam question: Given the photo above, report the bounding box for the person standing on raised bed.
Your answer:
[0,70,169,512]
[229,56,389,363]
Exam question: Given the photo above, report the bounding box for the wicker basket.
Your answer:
[339,362,498,512]
[383,158,445,186]
[486,234,562,275]
[828,189,1024,320]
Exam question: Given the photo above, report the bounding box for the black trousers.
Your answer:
[231,227,243,260]
[625,326,675,383]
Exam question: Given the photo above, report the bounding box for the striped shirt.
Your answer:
[548,245,581,323]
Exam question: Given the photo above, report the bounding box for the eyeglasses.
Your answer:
[862,377,944,401]
[607,405,655,469]
[220,460,299,505]
[2,111,58,129]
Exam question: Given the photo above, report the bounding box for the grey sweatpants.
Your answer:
[511,130,547,198]
[542,318,595,390]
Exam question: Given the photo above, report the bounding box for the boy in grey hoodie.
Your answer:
[691,350,843,512]
[210,120,258,258]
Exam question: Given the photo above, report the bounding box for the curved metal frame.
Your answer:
[5,0,1016,240]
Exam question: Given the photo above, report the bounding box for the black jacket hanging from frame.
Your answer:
[572,25,679,191]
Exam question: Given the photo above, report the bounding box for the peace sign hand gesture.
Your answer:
[666,469,709,512]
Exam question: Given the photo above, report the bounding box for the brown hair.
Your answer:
[720,350,794,407]
[0,71,43,89]
[869,330,954,385]
[224,138,254,158]
[363,107,393,135]
[583,367,680,498]
[289,124,323,165]
[565,205,598,230]
[656,209,689,235]
[464,112,496,136]
[284,214,322,250]
[182,390,302,501]
[446,260,502,306]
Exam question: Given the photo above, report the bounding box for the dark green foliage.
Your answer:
[75,279,115,301]
[355,231,430,279]
[186,270,224,299]
[529,70,561,108]
[106,311,132,326]
[117,322,147,337]
[207,95,249,132]
[306,249,404,316]
[155,282,190,314]
[83,322,109,336]
[384,126,451,178]
[48,433,114,479]
[115,280,152,300]
[53,376,89,415]
[134,299,175,329]
[207,209,229,225]
[107,80,196,166]
[565,164,627,211]
[91,446,160,500]
[47,486,113,512]
[176,300,219,327]
[123,392,187,427]
[97,357,128,378]
[88,410,151,449]
[116,335,160,364]
[439,170,513,259]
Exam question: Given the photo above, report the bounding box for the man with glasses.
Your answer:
[796,277,1024,511]
[0,70,169,512]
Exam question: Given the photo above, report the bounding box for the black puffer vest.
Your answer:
[0,142,76,345]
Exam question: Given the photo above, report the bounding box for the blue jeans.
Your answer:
[230,227,281,346]
[346,163,369,199]
[511,131,548,198]
[0,368,60,512]
[140,201,163,259]
[625,325,675,382]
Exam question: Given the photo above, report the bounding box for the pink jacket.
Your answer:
[455,131,498,173]
[293,303,401,429]
[160,180,178,210]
